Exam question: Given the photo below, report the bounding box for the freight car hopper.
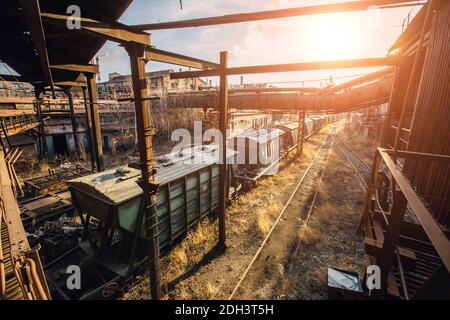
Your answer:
[40,145,237,299]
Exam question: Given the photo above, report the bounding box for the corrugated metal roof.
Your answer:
[234,128,284,144]
[273,122,299,130]
[0,0,134,86]
[67,145,237,205]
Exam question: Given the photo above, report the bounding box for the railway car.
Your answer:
[308,115,327,134]
[273,118,316,151]
[22,115,331,299]
[231,128,284,183]
[39,145,237,300]
[273,122,300,152]
[233,116,327,185]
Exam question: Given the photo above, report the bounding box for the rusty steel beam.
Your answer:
[189,87,322,94]
[163,75,394,111]
[34,89,48,157]
[146,47,220,70]
[125,42,162,300]
[218,51,228,247]
[228,87,322,94]
[53,81,87,88]
[19,0,55,97]
[378,148,450,272]
[132,0,426,30]
[297,109,306,156]
[40,12,150,45]
[383,149,450,163]
[65,91,80,152]
[82,88,95,171]
[51,64,99,74]
[332,66,395,91]
[85,73,103,171]
[170,57,404,79]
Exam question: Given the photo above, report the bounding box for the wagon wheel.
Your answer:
[101,281,119,298]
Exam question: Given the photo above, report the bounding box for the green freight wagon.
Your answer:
[45,145,236,300]
[68,145,236,252]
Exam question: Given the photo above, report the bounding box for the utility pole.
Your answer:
[218,51,228,247]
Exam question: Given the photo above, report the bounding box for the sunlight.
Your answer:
[300,13,363,61]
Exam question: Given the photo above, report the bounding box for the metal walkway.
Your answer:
[0,150,51,300]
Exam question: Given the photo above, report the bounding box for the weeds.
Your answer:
[298,224,320,246]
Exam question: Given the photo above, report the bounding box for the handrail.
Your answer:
[0,151,51,300]
[0,200,6,299]
[377,148,450,271]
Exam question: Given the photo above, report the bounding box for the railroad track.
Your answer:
[332,134,371,189]
[228,130,335,299]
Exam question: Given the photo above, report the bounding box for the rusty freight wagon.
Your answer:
[231,128,285,185]
[273,122,301,152]
[41,145,236,299]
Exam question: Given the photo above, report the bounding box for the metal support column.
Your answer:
[65,91,79,153]
[85,73,103,171]
[125,42,161,300]
[82,87,95,171]
[34,88,48,157]
[297,108,305,157]
[218,51,228,247]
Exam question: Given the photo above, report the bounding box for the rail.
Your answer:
[332,135,371,188]
[228,130,333,299]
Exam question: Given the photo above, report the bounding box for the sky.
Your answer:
[1,0,423,87]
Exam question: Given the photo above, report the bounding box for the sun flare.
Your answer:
[301,13,362,61]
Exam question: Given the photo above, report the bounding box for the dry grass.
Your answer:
[255,202,282,236]
[300,145,316,161]
[297,200,336,247]
[161,219,217,287]
[256,210,272,235]
[205,282,218,299]
[40,161,50,173]
[125,125,336,300]
[343,131,376,150]
[189,220,215,246]
[315,201,336,223]
[298,224,320,246]
[277,263,285,278]
[317,183,330,201]
[327,150,343,165]
[77,146,88,161]
[169,244,188,267]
